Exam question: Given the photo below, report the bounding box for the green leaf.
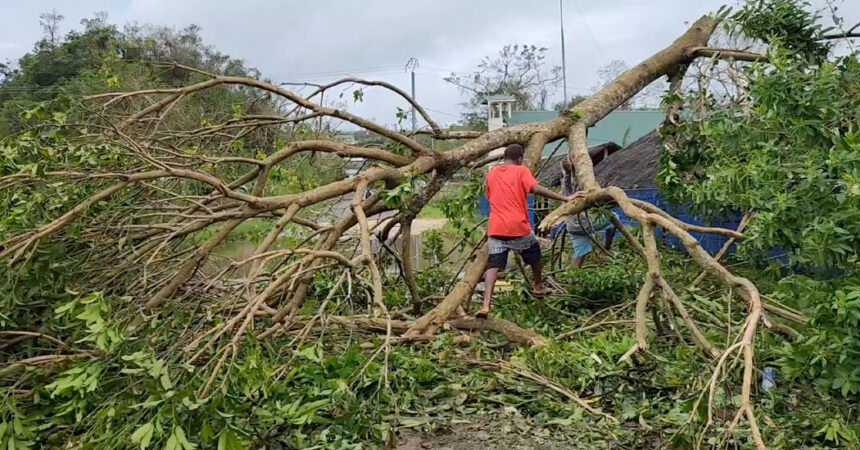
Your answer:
[164,432,179,450]
[397,418,426,428]
[217,430,244,450]
[131,422,155,449]
[174,426,196,450]
[54,300,77,316]
[164,426,195,450]
[160,368,173,390]
[546,417,574,426]
[201,423,215,442]
[295,345,321,363]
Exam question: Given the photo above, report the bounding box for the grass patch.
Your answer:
[417,205,445,219]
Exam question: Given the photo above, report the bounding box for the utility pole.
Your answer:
[559,0,568,107]
[406,58,419,132]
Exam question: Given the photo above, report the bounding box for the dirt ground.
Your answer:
[374,218,448,236]
[343,217,447,237]
[395,425,577,450]
[392,412,635,450]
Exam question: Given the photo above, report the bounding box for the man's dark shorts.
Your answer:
[487,234,542,270]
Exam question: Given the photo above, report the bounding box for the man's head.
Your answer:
[503,144,524,165]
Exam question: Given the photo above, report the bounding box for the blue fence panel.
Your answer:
[480,188,785,260]
[478,196,489,217]
[614,189,740,256]
[613,190,786,260]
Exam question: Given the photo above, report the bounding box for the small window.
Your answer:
[490,104,501,119]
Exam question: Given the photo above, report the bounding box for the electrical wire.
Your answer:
[570,0,608,64]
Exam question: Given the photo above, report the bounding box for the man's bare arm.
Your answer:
[532,184,579,202]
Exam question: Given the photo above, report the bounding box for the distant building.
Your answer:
[481,94,518,131]
[509,109,665,159]
[477,98,767,257]
[481,94,664,162]
[478,96,665,232]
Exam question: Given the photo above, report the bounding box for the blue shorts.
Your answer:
[568,220,614,259]
[570,233,597,259]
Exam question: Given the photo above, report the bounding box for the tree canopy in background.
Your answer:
[0,12,262,134]
[444,44,562,126]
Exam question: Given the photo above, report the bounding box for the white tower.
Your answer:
[483,95,517,131]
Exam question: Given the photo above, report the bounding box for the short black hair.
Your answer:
[503,144,524,161]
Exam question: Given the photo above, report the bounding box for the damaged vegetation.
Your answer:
[1,1,859,448]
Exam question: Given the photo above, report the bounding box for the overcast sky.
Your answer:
[1,0,858,130]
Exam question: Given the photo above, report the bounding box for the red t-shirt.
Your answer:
[486,164,537,237]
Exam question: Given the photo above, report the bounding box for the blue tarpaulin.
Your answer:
[610,189,743,256]
[479,189,786,259]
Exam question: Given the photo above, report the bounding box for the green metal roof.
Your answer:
[506,111,558,125]
[481,94,517,103]
[506,110,665,158]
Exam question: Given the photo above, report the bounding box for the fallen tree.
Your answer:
[6,3,854,447]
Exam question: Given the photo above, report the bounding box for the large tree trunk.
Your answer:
[1,13,769,449]
[409,14,718,335]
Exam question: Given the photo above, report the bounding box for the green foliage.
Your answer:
[445,44,562,125]
[420,229,445,265]
[440,171,484,242]
[263,153,345,197]
[3,242,858,449]
[0,15,261,134]
[661,50,860,271]
[556,253,643,304]
[54,292,125,351]
[415,267,450,299]
[777,275,860,399]
[662,0,860,413]
[553,95,588,112]
[731,0,830,62]
[5,3,860,449]
[381,176,419,210]
[2,23,119,97]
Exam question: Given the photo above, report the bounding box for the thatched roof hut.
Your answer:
[594,130,661,189]
[537,142,621,187]
[537,130,661,189]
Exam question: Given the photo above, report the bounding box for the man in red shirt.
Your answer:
[478,144,578,318]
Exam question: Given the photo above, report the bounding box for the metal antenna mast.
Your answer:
[405,58,419,131]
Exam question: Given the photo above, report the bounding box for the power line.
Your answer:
[421,65,461,74]
[269,65,414,84]
[570,0,608,64]
[564,86,595,93]
[424,107,461,118]
[266,64,404,81]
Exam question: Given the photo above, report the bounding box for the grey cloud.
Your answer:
[1,0,858,127]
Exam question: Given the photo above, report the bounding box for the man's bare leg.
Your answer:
[479,268,501,317]
[571,256,585,268]
[531,260,551,295]
[594,229,616,263]
[605,228,615,251]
